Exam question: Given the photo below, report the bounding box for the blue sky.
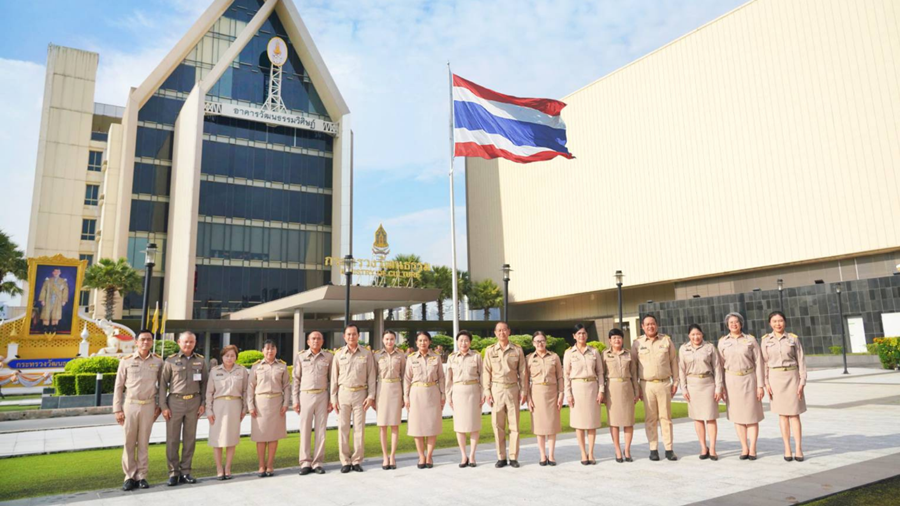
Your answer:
[0,0,746,300]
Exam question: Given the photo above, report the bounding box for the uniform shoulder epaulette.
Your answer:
[194,353,204,358]
[788,333,798,339]
[252,359,262,365]
[277,358,286,364]
[746,334,755,340]
[152,353,161,358]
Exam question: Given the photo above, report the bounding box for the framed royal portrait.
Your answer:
[26,255,87,336]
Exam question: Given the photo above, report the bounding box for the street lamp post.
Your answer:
[343,255,354,330]
[836,284,849,375]
[501,264,512,322]
[777,278,784,311]
[140,243,158,331]
[615,270,624,329]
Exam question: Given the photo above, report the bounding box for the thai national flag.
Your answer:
[452,74,573,164]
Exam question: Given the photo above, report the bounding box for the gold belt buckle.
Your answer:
[382,378,401,383]
[689,373,710,379]
[610,378,626,383]
[302,389,325,394]
[216,396,241,401]
[532,382,552,386]
[412,381,436,387]
[727,369,752,376]
[773,366,798,372]
[181,394,195,400]
[646,378,669,383]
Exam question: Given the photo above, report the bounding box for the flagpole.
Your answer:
[448,62,460,352]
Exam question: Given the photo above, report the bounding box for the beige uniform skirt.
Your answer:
[530,384,561,435]
[604,380,635,427]
[724,374,764,424]
[769,369,807,416]
[251,394,287,442]
[686,376,719,421]
[376,381,403,426]
[407,384,442,437]
[208,397,243,448]
[451,383,482,433]
[569,380,601,430]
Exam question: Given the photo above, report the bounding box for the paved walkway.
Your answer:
[2,367,899,506]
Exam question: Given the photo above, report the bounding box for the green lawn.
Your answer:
[0,401,712,500]
[1,394,42,401]
[0,404,39,413]
[804,475,900,505]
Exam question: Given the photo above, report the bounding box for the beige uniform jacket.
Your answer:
[375,348,406,401]
[526,351,564,398]
[563,346,605,401]
[760,333,808,387]
[603,348,640,397]
[677,342,724,394]
[330,346,377,404]
[717,334,766,385]
[292,349,333,406]
[113,352,164,412]
[635,334,679,383]
[205,365,250,416]
[247,359,291,411]
[159,351,209,411]
[482,342,527,396]
[403,350,446,403]
[446,350,483,402]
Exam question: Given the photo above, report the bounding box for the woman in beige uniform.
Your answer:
[678,324,724,460]
[206,345,249,479]
[248,340,291,476]
[564,324,605,465]
[404,331,446,468]
[761,311,808,462]
[527,331,564,466]
[446,330,484,467]
[718,312,765,460]
[603,328,639,463]
[376,330,406,470]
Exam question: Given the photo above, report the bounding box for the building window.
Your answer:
[79,290,91,307]
[88,151,103,172]
[84,184,99,206]
[81,219,97,240]
[79,254,94,266]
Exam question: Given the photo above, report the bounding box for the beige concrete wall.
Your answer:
[468,0,900,308]
[26,46,99,261]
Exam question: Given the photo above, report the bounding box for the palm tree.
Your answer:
[83,258,143,320]
[469,278,503,320]
[0,230,26,297]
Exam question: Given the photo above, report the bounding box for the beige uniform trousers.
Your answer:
[122,401,155,481]
[491,385,521,460]
[299,391,329,468]
[337,389,368,465]
[641,380,673,451]
[166,395,201,477]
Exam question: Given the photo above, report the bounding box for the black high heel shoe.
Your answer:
[700,452,710,460]
[794,455,805,462]
[539,459,548,466]
[615,457,624,463]
[740,454,749,460]
[417,462,426,469]
[459,458,469,468]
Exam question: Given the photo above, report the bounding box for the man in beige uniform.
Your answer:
[635,314,679,461]
[293,330,333,475]
[330,324,376,473]
[114,330,162,491]
[160,331,208,486]
[483,322,527,468]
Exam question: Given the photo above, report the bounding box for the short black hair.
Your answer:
[137,329,153,337]
[687,323,704,334]
[344,323,360,334]
[262,339,277,349]
[307,330,324,339]
[641,314,658,325]
[416,330,432,341]
[768,310,786,323]
[608,328,624,338]
[456,330,473,341]
[572,323,587,335]
[383,329,398,339]
[494,321,510,331]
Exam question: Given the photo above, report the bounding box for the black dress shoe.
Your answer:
[265,471,274,477]
[581,460,590,466]
[548,460,557,466]
[341,465,351,473]
[700,452,710,460]
[224,475,233,480]
[180,474,197,484]
[313,467,325,474]
[460,458,469,468]
[300,467,312,475]
[468,461,477,468]
[624,456,633,462]
[509,460,520,468]
[389,465,396,470]
[539,460,548,466]
[258,472,267,478]
[649,450,660,461]
[748,455,757,461]
[495,459,507,468]
[709,455,718,461]
[784,456,794,462]
[417,462,426,469]
[426,462,433,469]
[138,479,150,489]
[217,475,226,481]
[123,479,136,491]
[740,454,750,460]
[352,464,363,472]
[665,450,678,461]
[589,460,597,465]
[616,457,624,463]
[166,476,179,487]
[794,455,805,462]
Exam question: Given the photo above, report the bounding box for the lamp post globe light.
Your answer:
[777,278,784,311]
[835,283,849,375]
[501,264,512,322]
[139,243,158,331]
[615,270,624,329]
[343,255,354,330]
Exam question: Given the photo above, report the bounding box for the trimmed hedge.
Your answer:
[53,373,77,396]
[586,341,607,353]
[75,373,117,395]
[153,340,179,357]
[66,356,120,374]
[873,337,900,369]
[237,350,264,367]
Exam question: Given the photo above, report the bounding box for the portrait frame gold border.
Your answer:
[25,254,87,337]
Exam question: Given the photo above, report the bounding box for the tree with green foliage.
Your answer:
[0,230,27,297]
[82,258,143,320]
[468,278,503,320]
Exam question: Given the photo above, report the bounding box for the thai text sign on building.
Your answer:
[203,101,338,135]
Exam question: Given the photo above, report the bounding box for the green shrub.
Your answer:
[865,343,878,355]
[64,358,85,374]
[75,373,118,395]
[237,350,264,367]
[873,337,900,370]
[67,356,120,374]
[586,341,607,353]
[829,345,843,355]
[153,340,179,357]
[546,335,569,358]
[472,337,496,353]
[53,373,77,396]
[398,342,409,352]
[509,335,535,355]
[431,334,454,356]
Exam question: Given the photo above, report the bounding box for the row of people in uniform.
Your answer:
[112,310,807,491]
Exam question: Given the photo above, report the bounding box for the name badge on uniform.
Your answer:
[193,373,202,382]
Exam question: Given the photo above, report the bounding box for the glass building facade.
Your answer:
[124,0,335,319]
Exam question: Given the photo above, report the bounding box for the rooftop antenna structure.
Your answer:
[263,37,288,113]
